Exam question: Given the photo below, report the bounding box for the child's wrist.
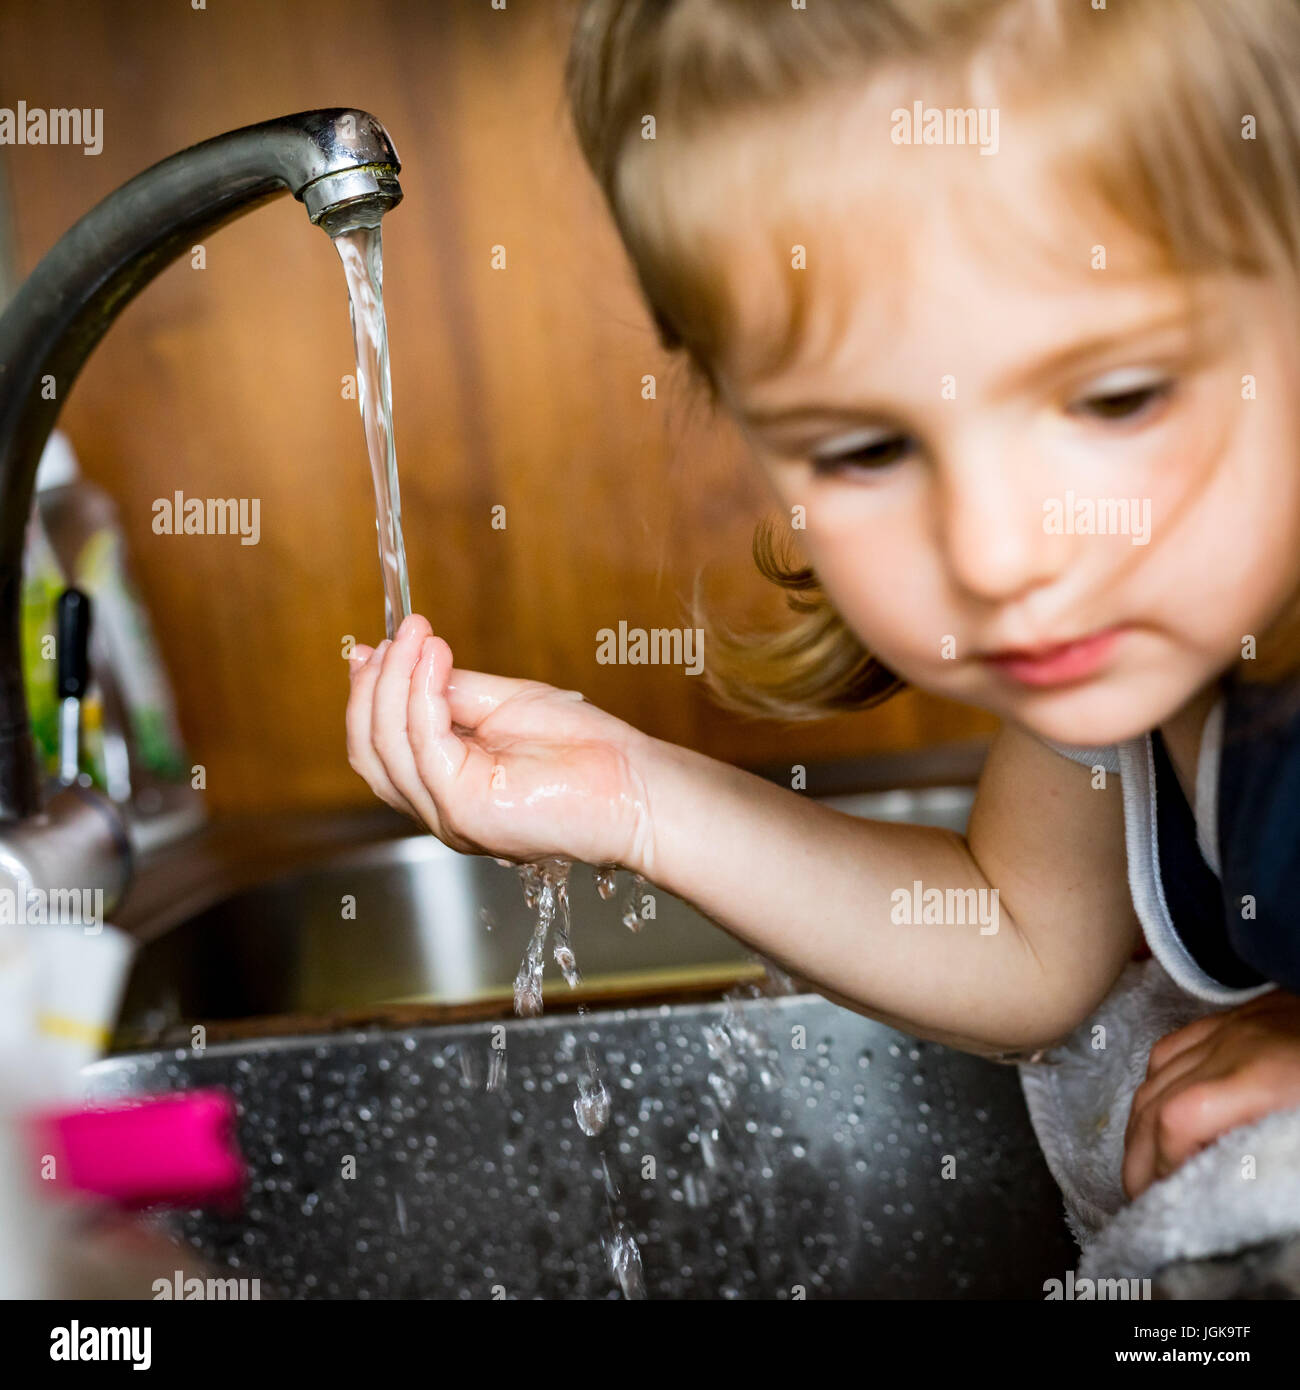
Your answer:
[615,726,666,881]
[618,729,713,887]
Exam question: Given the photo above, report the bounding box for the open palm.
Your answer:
[346,615,653,870]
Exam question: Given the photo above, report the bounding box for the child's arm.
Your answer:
[639,716,1140,1055]
[1123,990,1300,1196]
[348,616,1139,1056]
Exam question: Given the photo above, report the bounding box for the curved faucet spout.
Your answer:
[0,109,402,819]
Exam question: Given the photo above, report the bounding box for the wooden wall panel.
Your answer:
[0,0,994,813]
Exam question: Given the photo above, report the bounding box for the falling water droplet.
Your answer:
[621,873,647,933]
[574,1053,611,1137]
[550,867,581,988]
[683,1171,709,1208]
[605,1223,646,1300]
[455,1045,481,1089]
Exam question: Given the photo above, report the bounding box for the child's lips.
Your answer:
[982,626,1126,687]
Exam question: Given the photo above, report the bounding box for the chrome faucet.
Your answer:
[0,110,402,909]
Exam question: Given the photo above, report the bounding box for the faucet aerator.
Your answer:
[303,164,403,237]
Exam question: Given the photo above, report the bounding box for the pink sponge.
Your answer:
[34,1090,245,1210]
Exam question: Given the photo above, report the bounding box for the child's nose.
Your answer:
[934,456,1065,605]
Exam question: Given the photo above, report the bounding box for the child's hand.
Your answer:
[1122,989,1300,1198]
[346,614,656,872]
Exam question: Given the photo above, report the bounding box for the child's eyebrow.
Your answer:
[734,303,1205,431]
[983,303,1204,403]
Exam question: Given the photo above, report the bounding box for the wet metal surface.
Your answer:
[112,788,975,1045]
[113,838,759,1044]
[86,992,1075,1299]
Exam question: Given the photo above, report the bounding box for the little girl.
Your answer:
[347,0,1300,1208]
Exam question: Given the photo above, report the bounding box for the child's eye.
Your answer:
[810,432,914,475]
[1068,372,1174,422]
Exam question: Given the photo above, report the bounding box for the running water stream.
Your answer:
[333,222,646,1022]
[334,224,412,640]
[334,226,647,1296]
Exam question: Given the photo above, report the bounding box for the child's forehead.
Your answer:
[694,86,1195,392]
[714,197,1191,402]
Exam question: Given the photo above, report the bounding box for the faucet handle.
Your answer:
[56,587,91,786]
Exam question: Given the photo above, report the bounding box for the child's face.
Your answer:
[717,119,1300,745]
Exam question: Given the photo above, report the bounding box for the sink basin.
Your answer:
[86,995,1075,1298]
[112,836,764,1047]
[89,775,1077,1298]
[111,784,978,1048]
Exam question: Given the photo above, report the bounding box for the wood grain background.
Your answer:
[0,0,994,813]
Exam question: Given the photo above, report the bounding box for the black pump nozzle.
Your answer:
[57,587,91,700]
[56,587,91,785]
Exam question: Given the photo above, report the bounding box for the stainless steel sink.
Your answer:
[111,784,978,1048]
[86,995,1075,1298]
[112,835,763,1046]
[86,774,1078,1298]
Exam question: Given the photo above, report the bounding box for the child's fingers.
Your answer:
[346,641,420,820]
[368,625,466,839]
[369,617,431,771]
[1131,1036,1215,1124]
[1124,1036,1216,1188]
[1144,1012,1225,1074]
[1124,1073,1193,1197]
[1122,1114,1157,1199]
[361,623,540,732]
[443,666,532,729]
[408,636,471,791]
[348,615,509,853]
[1123,1052,1244,1196]
[1149,1072,1266,1181]
[1123,1015,1234,1199]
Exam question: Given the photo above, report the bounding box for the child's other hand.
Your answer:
[1122,989,1300,1199]
[346,614,656,872]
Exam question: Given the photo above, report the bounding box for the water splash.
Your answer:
[511,859,578,1015]
[504,861,648,1295]
[333,224,411,640]
[512,863,555,1017]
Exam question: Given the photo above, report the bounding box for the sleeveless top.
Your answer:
[1042,674,1299,1004]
